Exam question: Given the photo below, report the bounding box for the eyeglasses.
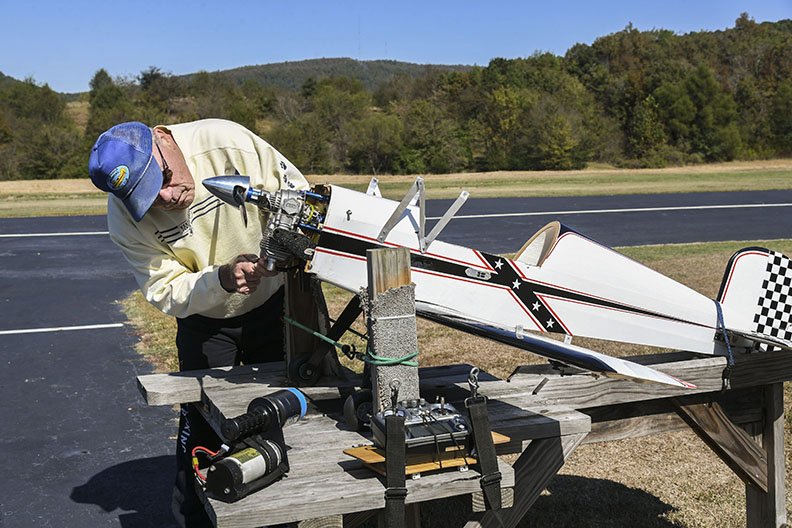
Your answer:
[153,137,173,188]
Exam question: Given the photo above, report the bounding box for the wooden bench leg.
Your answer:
[745,383,788,528]
[674,398,768,492]
[472,487,514,512]
[297,514,344,528]
[464,432,588,528]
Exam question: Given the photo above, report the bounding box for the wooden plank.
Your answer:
[140,349,792,411]
[464,431,588,528]
[138,363,492,408]
[344,432,511,475]
[746,383,788,528]
[674,400,768,492]
[284,268,338,383]
[366,247,420,412]
[136,362,285,406]
[472,487,514,513]
[584,387,765,444]
[297,515,343,528]
[210,458,514,527]
[368,247,413,296]
[485,403,591,443]
[442,355,726,409]
[428,350,792,412]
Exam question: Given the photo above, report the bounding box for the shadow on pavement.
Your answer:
[71,455,179,528]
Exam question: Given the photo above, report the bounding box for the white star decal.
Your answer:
[532,301,541,311]
[494,259,504,270]
[512,279,521,290]
[546,320,555,329]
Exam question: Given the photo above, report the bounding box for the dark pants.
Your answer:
[171,288,285,528]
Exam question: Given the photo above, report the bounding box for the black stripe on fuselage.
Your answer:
[317,229,695,330]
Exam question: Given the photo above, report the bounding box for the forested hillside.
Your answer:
[183,58,471,91]
[1,14,790,180]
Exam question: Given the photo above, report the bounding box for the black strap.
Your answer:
[466,396,502,512]
[384,413,407,528]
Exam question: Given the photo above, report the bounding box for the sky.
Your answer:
[0,0,790,93]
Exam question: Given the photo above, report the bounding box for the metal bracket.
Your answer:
[366,177,382,197]
[425,190,469,250]
[376,177,469,254]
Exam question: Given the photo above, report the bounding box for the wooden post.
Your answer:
[745,383,788,528]
[297,515,344,528]
[366,247,420,412]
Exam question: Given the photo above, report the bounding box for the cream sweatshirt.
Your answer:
[107,118,309,319]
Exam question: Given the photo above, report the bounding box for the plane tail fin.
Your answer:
[718,247,792,348]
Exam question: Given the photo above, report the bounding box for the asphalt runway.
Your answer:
[424,189,792,252]
[1,222,177,527]
[1,189,791,526]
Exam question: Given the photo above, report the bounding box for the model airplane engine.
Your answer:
[203,176,329,271]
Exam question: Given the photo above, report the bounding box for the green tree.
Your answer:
[770,81,792,155]
[398,99,469,173]
[6,79,64,123]
[18,123,83,178]
[310,78,370,171]
[626,95,667,159]
[85,69,132,140]
[533,115,581,170]
[685,65,741,160]
[0,110,12,144]
[270,114,332,174]
[347,113,403,174]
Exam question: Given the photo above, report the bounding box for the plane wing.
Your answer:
[417,302,696,388]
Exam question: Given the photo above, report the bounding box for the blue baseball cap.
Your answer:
[88,122,163,222]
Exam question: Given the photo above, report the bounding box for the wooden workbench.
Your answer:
[138,349,791,528]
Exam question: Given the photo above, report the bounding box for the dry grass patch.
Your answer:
[2,159,791,217]
[307,159,792,199]
[65,100,90,132]
[0,178,107,217]
[120,294,179,372]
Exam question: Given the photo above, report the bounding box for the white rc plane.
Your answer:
[203,176,792,389]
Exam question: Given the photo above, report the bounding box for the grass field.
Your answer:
[2,158,791,217]
[121,239,792,527]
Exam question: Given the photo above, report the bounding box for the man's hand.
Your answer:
[219,254,278,294]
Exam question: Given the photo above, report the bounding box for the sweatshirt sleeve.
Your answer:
[108,201,229,318]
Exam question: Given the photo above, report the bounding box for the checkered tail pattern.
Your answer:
[752,250,792,341]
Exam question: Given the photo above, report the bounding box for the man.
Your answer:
[88,118,309,527]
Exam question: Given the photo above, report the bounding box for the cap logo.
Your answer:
[108,165,129,190]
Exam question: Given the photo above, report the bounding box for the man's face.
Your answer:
[150,129,195,211]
